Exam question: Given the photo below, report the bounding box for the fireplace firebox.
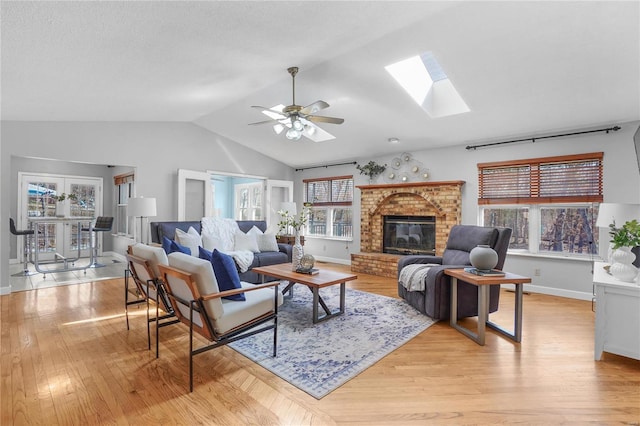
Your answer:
[383,215,436,255]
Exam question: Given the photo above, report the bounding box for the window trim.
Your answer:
[303,175,354,239]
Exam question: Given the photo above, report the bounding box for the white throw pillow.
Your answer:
[256,233,279,252]
[202,233,225,252]
[235,230,260,253]
[246,225,263,237]
[175,227,202,257]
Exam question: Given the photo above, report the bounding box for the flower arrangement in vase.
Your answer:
[608,219,640,282]
[277,204,310,270]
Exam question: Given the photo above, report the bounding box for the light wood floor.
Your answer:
[2,263,639,425]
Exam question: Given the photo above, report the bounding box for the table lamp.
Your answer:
[128,197,157,244]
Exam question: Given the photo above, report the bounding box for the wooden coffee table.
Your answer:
[252,263,357,323]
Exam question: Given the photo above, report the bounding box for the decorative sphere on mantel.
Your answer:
[469,245,498,271]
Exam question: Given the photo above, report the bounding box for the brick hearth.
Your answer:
[351,181,464,278]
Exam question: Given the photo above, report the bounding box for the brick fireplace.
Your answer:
[351,181,464,278]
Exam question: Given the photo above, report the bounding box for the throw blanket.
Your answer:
[399,264,439,292]
[201,217,238,251]
[201,217,254,273]
[226,250,253,273]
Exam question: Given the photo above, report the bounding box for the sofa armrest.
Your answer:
[397,255,443,276]
[278,243,293,262]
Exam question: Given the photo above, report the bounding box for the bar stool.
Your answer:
[9,218,39,276]
[82,216,114,268]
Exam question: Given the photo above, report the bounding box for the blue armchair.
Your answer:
[397,225,512,320]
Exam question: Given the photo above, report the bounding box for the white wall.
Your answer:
[1,121,294,293]
[297,121,640,299]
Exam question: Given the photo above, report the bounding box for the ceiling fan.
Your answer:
[249,66,344,142]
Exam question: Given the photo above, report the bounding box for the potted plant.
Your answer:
[608,219,640,282]
[356,161,387,183]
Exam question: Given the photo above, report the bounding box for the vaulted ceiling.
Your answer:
[2,1,638,167]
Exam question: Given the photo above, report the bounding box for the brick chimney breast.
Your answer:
[352,181,464,278]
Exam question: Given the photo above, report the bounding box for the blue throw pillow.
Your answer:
[162,236,191,256]
[198,247,245,301]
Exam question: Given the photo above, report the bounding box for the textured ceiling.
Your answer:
[2,1,639,167]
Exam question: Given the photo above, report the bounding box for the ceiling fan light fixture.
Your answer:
[292,118,304,131]
[286,128,302,140]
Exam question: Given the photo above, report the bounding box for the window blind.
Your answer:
[304,175,353,206]
[478,152,603,205]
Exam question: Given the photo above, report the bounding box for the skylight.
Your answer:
[385,52,469,118]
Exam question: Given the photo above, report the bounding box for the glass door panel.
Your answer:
[20,174,102,262]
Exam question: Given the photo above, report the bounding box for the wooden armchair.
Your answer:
[158,252,281,392]
[125,244,179,353]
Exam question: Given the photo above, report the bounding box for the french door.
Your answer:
[18,173,103,262]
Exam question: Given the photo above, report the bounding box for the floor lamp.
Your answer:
[128,197,157,244]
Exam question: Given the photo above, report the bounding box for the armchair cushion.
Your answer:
[131,243,169,278]
[167,252,224,320]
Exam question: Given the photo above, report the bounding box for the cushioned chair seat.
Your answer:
[218,282,284,335]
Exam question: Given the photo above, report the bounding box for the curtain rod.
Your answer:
[465,125,621,150]
[295,161,357,172]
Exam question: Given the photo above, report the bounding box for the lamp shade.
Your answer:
[280,201,297,215]
[595,203,640,228]
[128,197,157,217]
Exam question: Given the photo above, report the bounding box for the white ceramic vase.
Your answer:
[610,246,639,283]
[292,230,304,271]
[469,244,498,271]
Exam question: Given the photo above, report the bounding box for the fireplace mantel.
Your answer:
[351,180,465,277]
[356,180,465,190]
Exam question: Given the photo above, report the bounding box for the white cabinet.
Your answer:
[593,262,640,361]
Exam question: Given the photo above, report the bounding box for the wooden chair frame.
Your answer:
[158,264,279,392]
[125,252,179,354]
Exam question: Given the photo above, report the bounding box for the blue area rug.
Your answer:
[229,285,436,399]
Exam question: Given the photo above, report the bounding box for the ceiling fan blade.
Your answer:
[299,117,336,142]
[305,115,344,125]
[248,119,279,126]
[300,100,330,115]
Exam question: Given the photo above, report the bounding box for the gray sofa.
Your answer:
[397,225,512,320]
[150,220,292,284]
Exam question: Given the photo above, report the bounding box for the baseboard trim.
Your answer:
[501,283,593,301]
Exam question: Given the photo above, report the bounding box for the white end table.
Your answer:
[593,261,640,361]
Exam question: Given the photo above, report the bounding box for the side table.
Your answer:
[444,269,532,346]
[593,261,640,361]
[276,235,304,246]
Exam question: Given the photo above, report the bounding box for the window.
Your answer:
[478,153,603,257]
[234,182,263,220]
[114,172,134,236]
[304,175,353,239]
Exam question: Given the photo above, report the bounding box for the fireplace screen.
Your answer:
[383,215,436,255]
